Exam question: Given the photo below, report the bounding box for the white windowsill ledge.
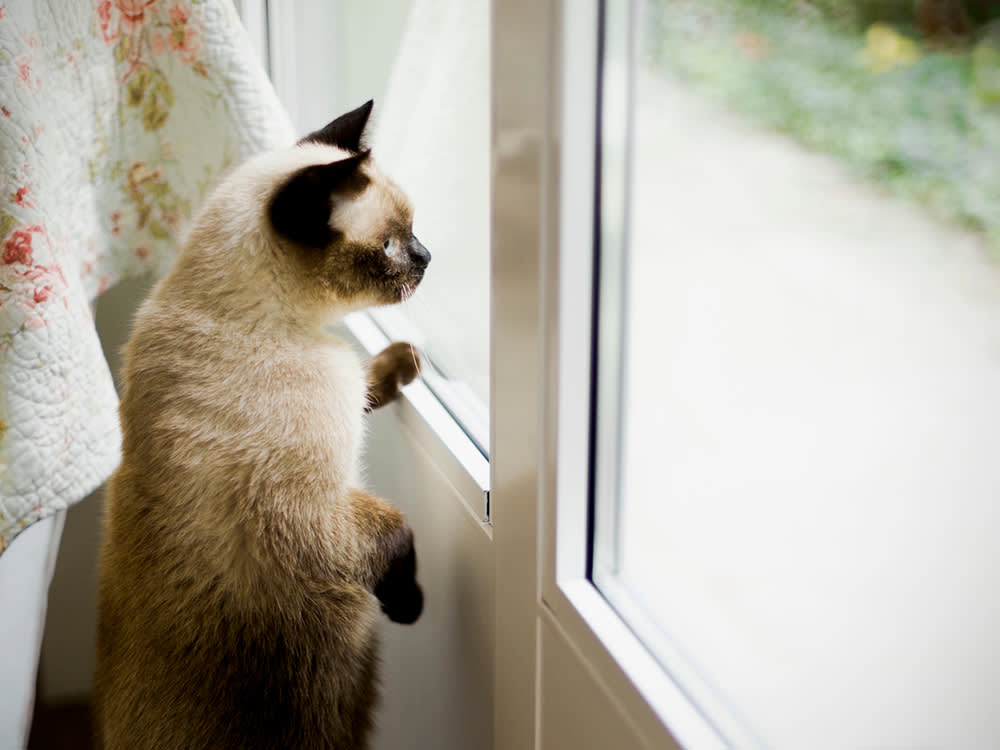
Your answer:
[339,311,491,525]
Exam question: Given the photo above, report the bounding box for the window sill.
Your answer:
[339,311,491,525]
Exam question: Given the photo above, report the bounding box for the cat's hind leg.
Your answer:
[337,488,424,625]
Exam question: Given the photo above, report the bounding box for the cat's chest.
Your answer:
[309,344,366,470]
[319,344,366,420]
[234,338,366,484]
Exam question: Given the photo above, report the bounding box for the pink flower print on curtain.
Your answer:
[0,225,68,330]
[2,225,41,266]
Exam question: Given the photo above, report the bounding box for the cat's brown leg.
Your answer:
[365,342,421,412]
[338,488,424,625]
[372,523,422,624]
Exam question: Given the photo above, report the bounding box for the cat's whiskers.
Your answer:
[393,284,429,385]
[408,341,423,384]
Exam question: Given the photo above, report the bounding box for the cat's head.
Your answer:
[267,100,430,310]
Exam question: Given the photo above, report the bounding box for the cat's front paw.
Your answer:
[365,342,422,412]
[373,525,423,625]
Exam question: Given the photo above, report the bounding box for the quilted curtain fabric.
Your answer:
[0,0,293,554]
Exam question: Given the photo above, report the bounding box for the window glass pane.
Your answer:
[592,1,1000,746]
[264,0,489,452]
[372,0,490,447]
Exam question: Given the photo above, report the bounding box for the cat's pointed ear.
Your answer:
[269,150,371,248]
[298,100,374,152]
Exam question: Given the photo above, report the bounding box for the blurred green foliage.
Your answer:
[721,0,1000,31]
[747,0,913,29]
[645,0,1000,253]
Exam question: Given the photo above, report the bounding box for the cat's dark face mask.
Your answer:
[268,101,431,308]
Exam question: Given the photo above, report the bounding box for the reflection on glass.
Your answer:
[593,1,1000,747]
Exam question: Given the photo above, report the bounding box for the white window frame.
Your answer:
[494,0,748,747]
[541,0,727,740]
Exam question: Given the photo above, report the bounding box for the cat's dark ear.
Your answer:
[298,100,374,152]
[269,151,371,248]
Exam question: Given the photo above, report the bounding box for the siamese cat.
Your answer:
[95,101,427,750]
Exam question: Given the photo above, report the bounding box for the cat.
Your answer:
[94,101,428,750]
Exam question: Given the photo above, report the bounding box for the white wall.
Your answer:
[364,405,493,750]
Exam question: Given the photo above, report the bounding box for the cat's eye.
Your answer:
[383,238,394,256]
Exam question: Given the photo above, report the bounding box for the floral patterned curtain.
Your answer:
[0,0,293,553]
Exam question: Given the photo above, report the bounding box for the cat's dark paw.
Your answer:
[373,525,423,625]
[380,579,423,625]
[365,342,422,412]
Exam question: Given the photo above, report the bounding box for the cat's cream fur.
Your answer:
[95,103,426,750]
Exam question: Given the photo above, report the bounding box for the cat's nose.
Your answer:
[407,235,431,269]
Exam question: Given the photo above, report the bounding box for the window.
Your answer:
[365,0,490,451]
[590,1,1000,747]
[238,0,490,454]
